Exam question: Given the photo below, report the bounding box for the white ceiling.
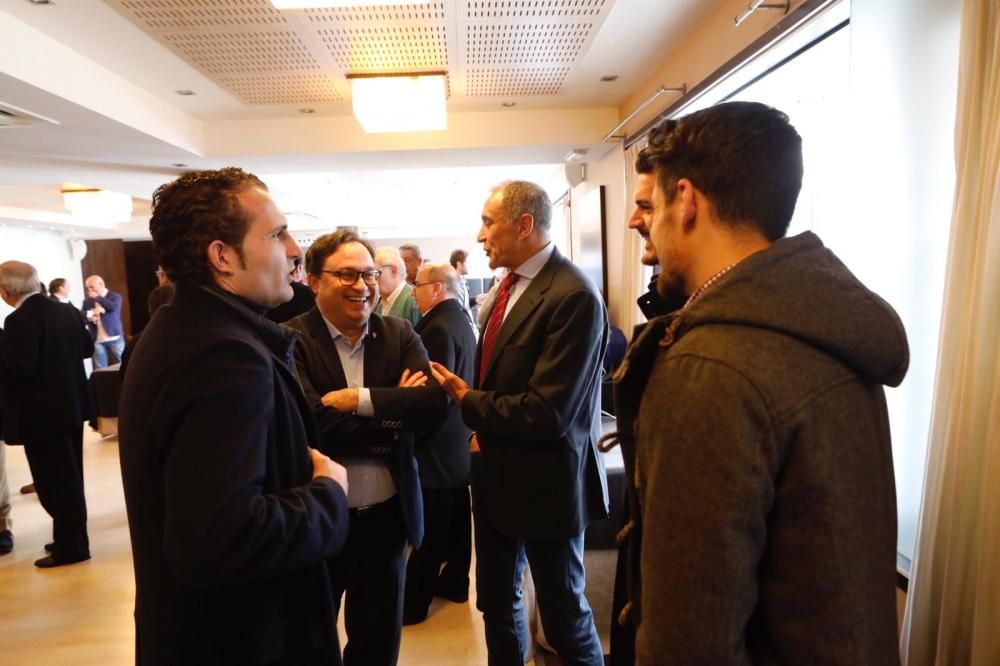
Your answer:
[0,0,717,240]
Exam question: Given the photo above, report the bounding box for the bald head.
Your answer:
[414,262,459,315]
[85,275,108,299]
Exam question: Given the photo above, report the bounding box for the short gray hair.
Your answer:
[0,260,41,297]
[418,262,459,297]
[399,243,422,260]
[374,246,405,274]
[491,180,552,234]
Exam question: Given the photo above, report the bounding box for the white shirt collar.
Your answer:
[320,312,370,349]
[512,241,555,280]
[382,279,408,312]
[15,291,39,309]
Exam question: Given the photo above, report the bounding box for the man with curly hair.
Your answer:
[118,168,351,665]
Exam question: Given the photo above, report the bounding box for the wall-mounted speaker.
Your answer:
[565,162,587,188]
[68,238,88,261]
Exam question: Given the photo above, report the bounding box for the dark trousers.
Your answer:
[327,495,407,666]
[474,509,604,666]
[403,487,472,621]
[23,426,89,558]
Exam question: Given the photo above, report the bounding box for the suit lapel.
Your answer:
[481,248,562,383]
[304,308,349,389]
[363,314,389,387]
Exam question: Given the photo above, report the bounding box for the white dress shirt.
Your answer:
[320,313,397,508]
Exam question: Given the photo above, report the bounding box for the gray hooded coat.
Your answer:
[613,231,908,665]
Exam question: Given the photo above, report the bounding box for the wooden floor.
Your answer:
[0,430,490,665]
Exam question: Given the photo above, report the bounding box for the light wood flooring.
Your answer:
[0,431,490,665]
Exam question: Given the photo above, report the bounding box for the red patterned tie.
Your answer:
[479,272,520,385]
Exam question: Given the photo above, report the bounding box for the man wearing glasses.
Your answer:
[402,263,477,625]
[286,230,447,666]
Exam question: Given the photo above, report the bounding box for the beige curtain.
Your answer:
[622,140,648,334]
[900,1,1000,663]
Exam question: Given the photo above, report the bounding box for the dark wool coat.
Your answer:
[616,232,908,665]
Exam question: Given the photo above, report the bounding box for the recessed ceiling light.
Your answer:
[171,163,188,168]
[26,0,55,5]
[174,89,196,96]
[600,75,619,82]
[299,108,315,114]
[501,102,516,108]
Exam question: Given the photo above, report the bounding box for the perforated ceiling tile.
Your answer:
[114,0,288,30]
[164,32,319,75]
[218,74,344,105]
[303,3,447,24]
[319,26,448,71]
[465,23,590,66]
[466,67,569,96]
[465,0,607,19]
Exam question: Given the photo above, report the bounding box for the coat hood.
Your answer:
[675,231,909,387]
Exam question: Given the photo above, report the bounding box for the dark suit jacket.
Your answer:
[0,294,94,443]
[286,308,448,547]
[462,247,609,540]
[266,281,316,324]
[82,289,124,339]
[118,282,349,666]
[414,299,476,489]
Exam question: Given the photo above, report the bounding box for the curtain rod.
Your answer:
[602,84,686,143]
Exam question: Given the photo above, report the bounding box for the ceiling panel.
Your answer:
[106,0,616,105]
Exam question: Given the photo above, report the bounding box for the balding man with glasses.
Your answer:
[286,230,447,666]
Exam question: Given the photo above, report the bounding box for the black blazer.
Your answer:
[414,298,477,489]
[0,294,93,443]
[462,247,610,540]
[286,308,448,547]
[118,283,350,666]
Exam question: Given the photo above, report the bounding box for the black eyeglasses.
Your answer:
[414,281,441,289]
[321,269,381,286]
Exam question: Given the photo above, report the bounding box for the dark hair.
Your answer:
[493,180,552,233]
[645,101,803,241]
[449,249,468,268]
[149,167,266,286]
[48,278,66,296]
[635,146,655,175]
[305,230,375,277]
[147,284,176,317]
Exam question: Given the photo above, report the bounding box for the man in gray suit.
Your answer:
[432,180,608,666]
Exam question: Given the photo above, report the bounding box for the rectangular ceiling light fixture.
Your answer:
[62,186,133,225]
[347,72,447,134]
[271,0,428,8]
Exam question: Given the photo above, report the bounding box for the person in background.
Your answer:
[266,254,315,324]
[48,278,71,303]
[1,260,94,568]
[431,180,609,666]
[617,102,907,663]
[118,167,350,665]
[120,283,175,375]
[0,337,11,555]
[398,243,422,286]
[403,262,477,625]
[82,274,125,368]
[374,246,421,327]
[448,249,477,333]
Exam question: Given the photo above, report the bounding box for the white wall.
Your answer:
[837,0,961,567]
[571,146,627,329]
[365,234,492,280]
[0,227,83,321]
